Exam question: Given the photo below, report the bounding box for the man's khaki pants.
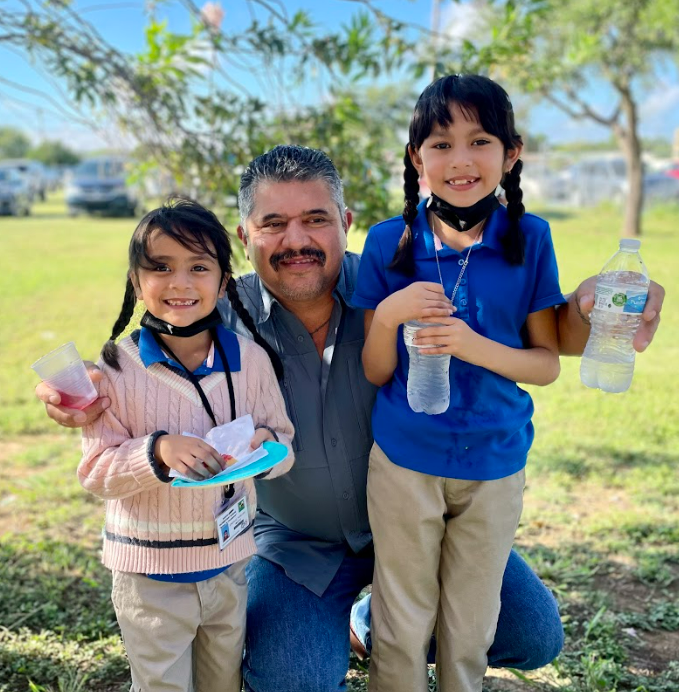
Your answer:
[367,444,524,692]
[111,559,249,692]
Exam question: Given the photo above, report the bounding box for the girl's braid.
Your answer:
[389,144,421,276]
[502,160,526,266]
[225,277,284,381]
[102,278,137,370]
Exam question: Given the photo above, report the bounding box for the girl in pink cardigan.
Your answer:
[79,198,294,692]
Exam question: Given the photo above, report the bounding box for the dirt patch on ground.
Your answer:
[0,439,33,472]
[0,433,76,469]
[0,433,84,536]
[629,630,679,674]
[594,566,679,609]
[484,669,554,691]
[589,570,679,675]
[521,483,638,547]
[519,480,678,680]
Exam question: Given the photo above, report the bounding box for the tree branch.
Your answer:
[338,0,456,43]
[543,87,620,127]
[565,86,620,126]
[79,3,143,15]
[0,75,96,126]
[249,0,290,24]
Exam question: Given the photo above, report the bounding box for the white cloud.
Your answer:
[639,84,679,120]
[439,0,489,47]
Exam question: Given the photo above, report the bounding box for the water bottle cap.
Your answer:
[620,238,641,250]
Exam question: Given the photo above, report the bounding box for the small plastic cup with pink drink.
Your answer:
[31,342,98,410]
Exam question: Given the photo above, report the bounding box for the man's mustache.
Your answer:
[270,248,326,272]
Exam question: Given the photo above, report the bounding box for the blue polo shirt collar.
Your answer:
[138,323,241,373]
[256,254,355,324]
[415,199,505,257]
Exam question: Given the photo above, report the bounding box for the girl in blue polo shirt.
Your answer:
[352,75,564,692]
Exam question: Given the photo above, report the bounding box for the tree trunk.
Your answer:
[614,87,643,237]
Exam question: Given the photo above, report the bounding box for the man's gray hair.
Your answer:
[238,145,346,228]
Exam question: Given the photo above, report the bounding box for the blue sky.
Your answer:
[1,0,678,152]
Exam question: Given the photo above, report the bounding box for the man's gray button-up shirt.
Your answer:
[217,252,377,596]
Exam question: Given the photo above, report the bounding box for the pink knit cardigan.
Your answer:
[79,332,294,575]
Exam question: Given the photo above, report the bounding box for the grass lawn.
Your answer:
[0,194,678,691]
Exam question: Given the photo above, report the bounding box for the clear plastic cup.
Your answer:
[31,342,98,410]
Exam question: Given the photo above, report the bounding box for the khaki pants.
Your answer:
[111,559,249,692]
[367,444,524,692]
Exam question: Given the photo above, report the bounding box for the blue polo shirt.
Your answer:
[137,323,241,583]
[137,323,241,374]
[352,202,565,481]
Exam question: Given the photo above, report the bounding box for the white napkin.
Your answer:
[168,414,267,480]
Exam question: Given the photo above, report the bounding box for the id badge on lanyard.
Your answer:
[214,490,251,550]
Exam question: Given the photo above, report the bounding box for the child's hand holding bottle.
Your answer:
[412,318,480,360]
[374,282,454,330]
[154,435,227,480]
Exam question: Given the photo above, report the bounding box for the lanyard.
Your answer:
[150,328,236,426]
[433,222,484,305]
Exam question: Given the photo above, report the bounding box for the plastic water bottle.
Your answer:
[403,320,450,414]
[580,239,649,393]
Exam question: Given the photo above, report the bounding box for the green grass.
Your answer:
[1,194,678,691]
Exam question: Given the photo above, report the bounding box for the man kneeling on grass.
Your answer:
[38,145,664,692]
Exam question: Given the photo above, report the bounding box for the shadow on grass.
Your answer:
[533,445,679,479]
[530,208,576,222]
[24,209,69,220]
[21,208,133,221]
[0,641,128,692]
[0,537,115,640]
[0,536,130,691]
[3,532,678,691]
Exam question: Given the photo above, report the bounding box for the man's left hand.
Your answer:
[249,427,275,451]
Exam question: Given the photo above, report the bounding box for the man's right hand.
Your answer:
[574,278,665,353]
[35,361,110,428]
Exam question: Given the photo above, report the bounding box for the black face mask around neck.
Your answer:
[427,191,500,233]
[140,307,223,338]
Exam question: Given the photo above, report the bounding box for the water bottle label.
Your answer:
[595,283,648,314]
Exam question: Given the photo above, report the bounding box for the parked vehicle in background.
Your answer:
[665,163,679,180]
[65,157,138,217]
[644,169,679,203]
[0,168,32,216]
[552,155,628,207]
[520,158,563,203]
[548,154,679,208]
[0,159,47,201]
